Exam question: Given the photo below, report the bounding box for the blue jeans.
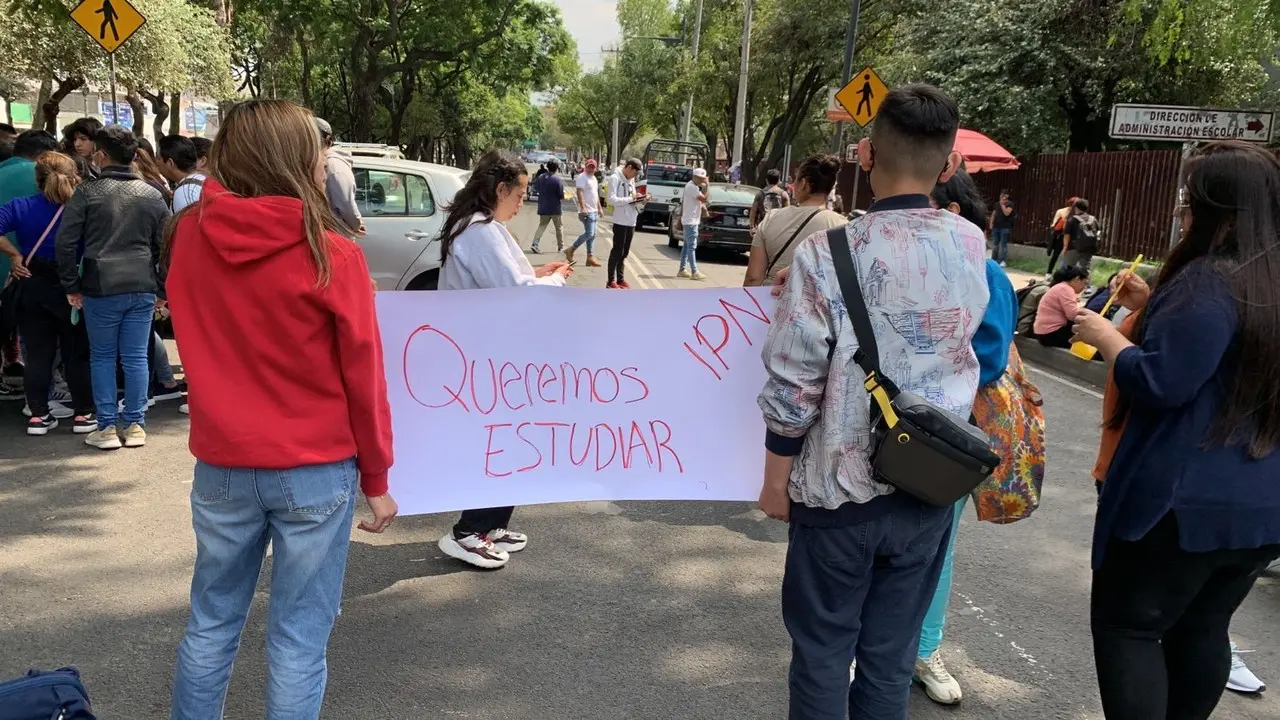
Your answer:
[82,292,155,428]
[783,497,953,720]
[572,212,598,255]
[680,224,699,272]
[991,227,1011,263]
[171,459,358,720]
[917,496,967,658]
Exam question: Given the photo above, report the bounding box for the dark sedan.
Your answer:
[666,183,761,253]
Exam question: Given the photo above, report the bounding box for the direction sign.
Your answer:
[70,0,146,53]
[835,67,888,127]
[99,100,133,127]
[1110,104,1273,144]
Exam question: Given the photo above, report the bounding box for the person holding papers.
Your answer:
[605,158,647,289]
[436,149,572,569]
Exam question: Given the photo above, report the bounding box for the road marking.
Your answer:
[1026,366,1104,400]
[595,224,666,289]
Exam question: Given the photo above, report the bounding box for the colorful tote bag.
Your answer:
[970,343,1046,523]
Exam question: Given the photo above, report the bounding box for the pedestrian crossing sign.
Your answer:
[70,0,146,53]
[835,66,888,128]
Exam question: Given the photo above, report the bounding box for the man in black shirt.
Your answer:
[988,189,1015,266]
[1062,197,1099,272]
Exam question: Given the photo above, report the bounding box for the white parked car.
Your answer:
[351,156,467,290]
[340,142,406,159]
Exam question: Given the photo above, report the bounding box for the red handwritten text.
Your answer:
[683,289,772,380]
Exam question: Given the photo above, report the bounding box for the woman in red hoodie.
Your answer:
[164,100,397,719]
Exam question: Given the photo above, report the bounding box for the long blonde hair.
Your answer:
[206,100,349,285]
[34,152,80,205]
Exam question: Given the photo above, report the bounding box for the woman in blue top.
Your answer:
[0,152,94,435]
[1072,141,1280,719]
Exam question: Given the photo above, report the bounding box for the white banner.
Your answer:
[377,288,777,516]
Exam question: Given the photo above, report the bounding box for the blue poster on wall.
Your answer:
[184,106,208,132]
[99,100,134,127]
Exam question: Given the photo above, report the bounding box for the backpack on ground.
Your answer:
[0,667,95,719]
[1015,280,1048,336]
[970,343,1047,523]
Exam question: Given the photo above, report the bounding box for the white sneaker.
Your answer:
[849,659,856,682]
[84,427,123,450]
[1227,643,1266,693]
[999,261,1007,268]
[438,532,509,569]
[179,403,190,415]
[23,400,73,419]
[489,528,528,553]
[915,651,962,705]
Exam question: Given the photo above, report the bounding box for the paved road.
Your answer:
[1,206,1277,718]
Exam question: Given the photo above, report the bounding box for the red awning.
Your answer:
[954,129,1020,172]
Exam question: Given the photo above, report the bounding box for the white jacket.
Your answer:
[440,213,566,290]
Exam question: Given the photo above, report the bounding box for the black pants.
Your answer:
[453,506,515,538]
[1092,514,1280,720]
[608,224,635,284]
[1036,324,1074,349]
[16,265,93,417]
[1046,233,1064,276]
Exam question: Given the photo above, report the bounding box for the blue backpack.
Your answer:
[0,667,94,720]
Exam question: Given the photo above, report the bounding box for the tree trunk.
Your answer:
[298,28,313,109]
[168,92,182,135]
[207,0,232,26]
[140,90,170,145]
[43,76,85,134]
[124,89,146,137]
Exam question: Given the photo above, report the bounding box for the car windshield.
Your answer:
[645,165,693,186]
[708,185,759,205]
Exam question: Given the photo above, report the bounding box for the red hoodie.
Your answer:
[167,179,393,496]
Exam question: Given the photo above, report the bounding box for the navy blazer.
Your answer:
[1093,259,1280,568]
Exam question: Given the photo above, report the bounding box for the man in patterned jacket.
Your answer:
[756,84,989,719]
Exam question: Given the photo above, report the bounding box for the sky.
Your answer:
[553,0,621,71]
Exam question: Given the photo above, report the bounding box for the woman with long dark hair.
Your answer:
[437,149,572,569]
[166,99,398,716]
[1073,141,1280,719]
[134,137,174,205]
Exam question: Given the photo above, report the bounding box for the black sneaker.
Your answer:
[73,413,97,434]
[26,414,58,436]
[0,382,22,401]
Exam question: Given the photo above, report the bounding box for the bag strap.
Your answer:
[24,205,65,265]
[764,209,821,279]
[825,226,902,426]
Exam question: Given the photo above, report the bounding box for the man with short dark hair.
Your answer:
[989,188,1015,266]
[158,134,205,211]
[55,125,171,450]
[0,123,17,142]
[530,159,565,253]
[190,136,212,173]
[605,157,648,288]
[1063,197,1099,272]
[314,118,363,235]
[750,167,791,229]
[759,83,988,718]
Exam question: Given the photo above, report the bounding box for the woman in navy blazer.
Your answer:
[1072,141,1280,720]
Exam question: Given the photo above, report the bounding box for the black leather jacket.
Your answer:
[55,165,171,297]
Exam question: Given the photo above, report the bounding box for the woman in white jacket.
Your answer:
[437,149,572,568]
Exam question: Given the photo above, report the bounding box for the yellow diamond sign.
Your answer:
[70,0,147,53]
[835,66,889,127]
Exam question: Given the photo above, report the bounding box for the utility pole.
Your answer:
[731,0,753,169]
[830,0,862,154]
[680,0,704,142]
[611,116,620,168]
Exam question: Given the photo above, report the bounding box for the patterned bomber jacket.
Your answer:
[757,196,990,511]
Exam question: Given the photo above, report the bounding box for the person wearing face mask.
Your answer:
[436,149,572,569]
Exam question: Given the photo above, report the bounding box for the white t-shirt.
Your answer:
[172,173,207,212]
[681,181,704,227]
[575,172,599,214]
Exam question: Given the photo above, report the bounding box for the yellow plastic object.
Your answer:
[1069,254,1144,361]
[864,374,900,428]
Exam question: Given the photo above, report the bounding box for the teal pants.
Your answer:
[917,496,966,658]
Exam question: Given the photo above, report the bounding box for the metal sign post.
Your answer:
[70,0,146,127]
[830,0,862,154]
[108,52,118,126]
[1169,141,1193,248]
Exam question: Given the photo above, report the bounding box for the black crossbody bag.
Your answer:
[826,228,1000,507]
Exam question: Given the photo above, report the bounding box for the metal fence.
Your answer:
[835,149,1184,261]
[970,150,1183,261]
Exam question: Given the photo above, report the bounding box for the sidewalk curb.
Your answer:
[1015,335,1108,389]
